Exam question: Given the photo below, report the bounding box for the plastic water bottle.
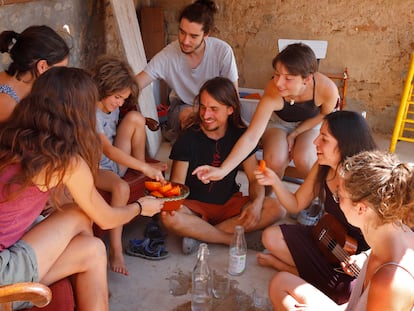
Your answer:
[191,243,212,311]
[228,225,247,276]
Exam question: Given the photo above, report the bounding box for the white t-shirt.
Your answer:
[144,37,238,105]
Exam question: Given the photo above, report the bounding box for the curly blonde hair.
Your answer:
[341,150,414,227]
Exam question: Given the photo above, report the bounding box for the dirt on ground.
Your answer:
[168,270,271,311]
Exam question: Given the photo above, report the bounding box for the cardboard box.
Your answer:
[239,87,263,124]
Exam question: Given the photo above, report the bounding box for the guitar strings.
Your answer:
[320,233,360,276]
[319,233,361,277]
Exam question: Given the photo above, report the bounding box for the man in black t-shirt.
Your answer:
[160,77,285,255]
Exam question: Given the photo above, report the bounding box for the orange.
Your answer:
[144,181,163,191]
[150,190,164,198]
[164,185,181,197]
[158,182,172,194]
[259,160,266,172]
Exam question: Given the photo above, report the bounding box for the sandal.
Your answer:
[144,221,166,240]
[125,238,170,260]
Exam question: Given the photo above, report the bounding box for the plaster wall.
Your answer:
[155,0,414,135]
[0,1,105,68]
[1,0,413,135]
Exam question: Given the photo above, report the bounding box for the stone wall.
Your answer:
[154,0,414,135]
[0,1,105,69]
[1,0,413,135]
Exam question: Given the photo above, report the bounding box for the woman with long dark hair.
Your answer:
[254,110,377,303]
[0,25,70,121]
[0,67,162,310]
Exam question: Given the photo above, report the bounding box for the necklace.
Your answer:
[290,98,295,105]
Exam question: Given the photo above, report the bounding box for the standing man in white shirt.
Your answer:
[136,0,239,142]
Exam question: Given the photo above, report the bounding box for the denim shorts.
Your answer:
[100,158,128,177]
[0,240,39,309]
[267,113,321,134]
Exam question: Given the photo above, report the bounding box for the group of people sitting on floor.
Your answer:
[1,1,413,310]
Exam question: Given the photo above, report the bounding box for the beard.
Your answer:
[201,120,219,132]
[180,38,205,55]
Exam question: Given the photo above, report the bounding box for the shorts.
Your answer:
[183,192,250,225]
[100,157,128,177]
[0,240,39,310]
[167,90,192,132]
[267,113,321,134]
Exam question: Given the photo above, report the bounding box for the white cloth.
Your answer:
[346,261,414,311]
[144,37,238,105]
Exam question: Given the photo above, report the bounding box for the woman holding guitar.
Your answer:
[268,150,414,310]
[254,110,377,303]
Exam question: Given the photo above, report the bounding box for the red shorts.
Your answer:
[183,192,249,225]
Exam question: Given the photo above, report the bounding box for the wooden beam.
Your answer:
[1,0,36,4]
[109,0,162,158]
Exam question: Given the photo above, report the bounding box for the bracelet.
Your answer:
[135,200,142,216]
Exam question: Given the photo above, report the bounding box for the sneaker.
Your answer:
[182,237,200,255]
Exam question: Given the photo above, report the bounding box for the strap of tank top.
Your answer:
[311,75,316,100]
[374,262,414,280]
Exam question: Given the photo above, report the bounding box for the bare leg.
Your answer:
[160,206,233,245]
[257,225,298,275]
[22,205,109,311]
[102,110,146,273]
[95,170,130,275]
[216,197,286,233]
[291,129,319,178]
[115,110,147,162]
[269,272,339,311]
[262,127,290,179]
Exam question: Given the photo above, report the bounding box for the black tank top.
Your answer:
[275,76,320,122]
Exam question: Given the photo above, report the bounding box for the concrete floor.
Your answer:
[107,134,412,311]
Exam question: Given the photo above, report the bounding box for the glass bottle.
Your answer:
[228,225,247,276]
[191,243,212,311]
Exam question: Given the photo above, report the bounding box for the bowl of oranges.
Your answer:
[144,181,190,211]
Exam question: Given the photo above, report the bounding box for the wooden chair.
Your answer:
[0,278,75,311]
[0,282,51,311]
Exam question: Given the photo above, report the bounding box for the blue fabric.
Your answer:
[0,84,19,103]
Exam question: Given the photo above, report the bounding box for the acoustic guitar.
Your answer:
[312,213,361,277]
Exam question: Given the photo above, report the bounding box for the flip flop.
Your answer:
[125,238,170,260]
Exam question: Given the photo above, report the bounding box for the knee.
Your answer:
[112,179,130,201]
[264,199,287,221]
[264,151,288,172]
[261,226,280,248]
[82,237,107,269]
[160,213,183,232]
[125,110,146,128]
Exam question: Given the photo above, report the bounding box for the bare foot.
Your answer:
[256,252,280,269]
[256,252,298,275]
[110,252,129,276]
